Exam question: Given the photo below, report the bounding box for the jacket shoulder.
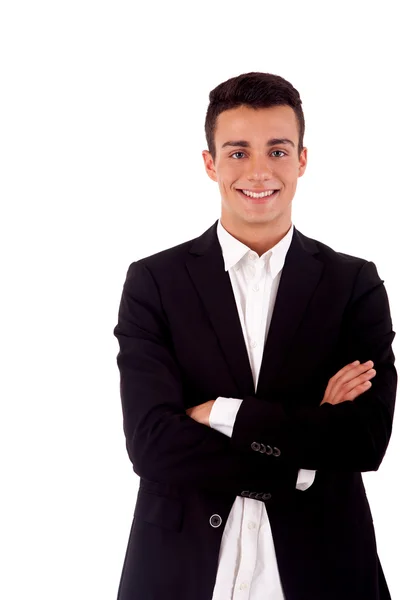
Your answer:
[297,229,369,269]
[124,233,199,276]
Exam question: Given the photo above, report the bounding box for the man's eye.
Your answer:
[230,150,286,159]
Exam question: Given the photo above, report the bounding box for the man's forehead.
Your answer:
[215,105,297,143]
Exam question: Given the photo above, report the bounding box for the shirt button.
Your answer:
[247,521,256,530]
[249,254,256,261]
[250,341,257,348]
[239,582,248,590]
[252,284,259,291]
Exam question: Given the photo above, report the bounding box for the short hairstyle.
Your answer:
[204,72,305,161]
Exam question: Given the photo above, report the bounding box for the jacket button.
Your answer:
[259,443,266,453]
[209,514,222,528]
[262,493,272,501]
[272,447,281,457]
[265,445,273,455]
[251,441,261,451]
[240,490,250,497]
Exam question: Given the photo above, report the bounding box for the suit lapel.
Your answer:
[186,220,323,398]
[186,220,255,396]
[256,228,323,394]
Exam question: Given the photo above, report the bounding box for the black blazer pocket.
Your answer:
[134,488,184,532]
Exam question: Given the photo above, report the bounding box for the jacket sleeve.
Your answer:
[211,396,316,490]
[113,260,299,494]
[230,260,397,472]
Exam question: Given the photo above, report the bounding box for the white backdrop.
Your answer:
[1,1,399,598]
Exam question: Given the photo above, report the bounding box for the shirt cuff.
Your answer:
[296,469,316,491]
[209,396,243,438]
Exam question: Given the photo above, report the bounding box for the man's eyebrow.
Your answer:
[221,138,295,149]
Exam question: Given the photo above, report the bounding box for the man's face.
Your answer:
[202,104,307,230]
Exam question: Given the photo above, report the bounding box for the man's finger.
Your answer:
[338,361,374,386]
[332,360,374,387]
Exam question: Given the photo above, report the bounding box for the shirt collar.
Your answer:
[216,218,294,280]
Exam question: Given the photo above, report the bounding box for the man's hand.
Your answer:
[320,360,376,406]
[186,400,216,426]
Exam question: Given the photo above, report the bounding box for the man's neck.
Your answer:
[220,217,292,256]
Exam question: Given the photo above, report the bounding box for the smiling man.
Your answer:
[114,72,397,600]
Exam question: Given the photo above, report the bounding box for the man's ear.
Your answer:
[298,146,308,177]
[202,150,218,182]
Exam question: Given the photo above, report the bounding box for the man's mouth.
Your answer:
[237,188,280,202]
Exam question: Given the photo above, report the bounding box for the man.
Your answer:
[113,72,397,599]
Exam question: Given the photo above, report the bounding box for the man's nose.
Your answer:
[247,156,273,180]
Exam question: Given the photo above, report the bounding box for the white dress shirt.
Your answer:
[210,219,316,600]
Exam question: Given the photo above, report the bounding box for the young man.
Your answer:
[113,72,397,600]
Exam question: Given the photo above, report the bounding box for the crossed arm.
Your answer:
[114,259,397,494]
[185,361,377,429]
[185,359,378,491]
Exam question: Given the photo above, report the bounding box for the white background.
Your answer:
[1,1,399,598]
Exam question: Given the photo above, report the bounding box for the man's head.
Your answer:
[202,72,307,235]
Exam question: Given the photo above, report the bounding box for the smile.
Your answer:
[237,189,279,202]
[240,189,277,198]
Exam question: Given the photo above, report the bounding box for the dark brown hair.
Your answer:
[204,72,305,161]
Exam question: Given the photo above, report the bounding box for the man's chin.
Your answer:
[239,210,277,224]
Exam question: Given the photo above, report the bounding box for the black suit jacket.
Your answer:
[113,219,397,600]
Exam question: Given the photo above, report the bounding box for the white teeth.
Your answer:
[241,189,276,198]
